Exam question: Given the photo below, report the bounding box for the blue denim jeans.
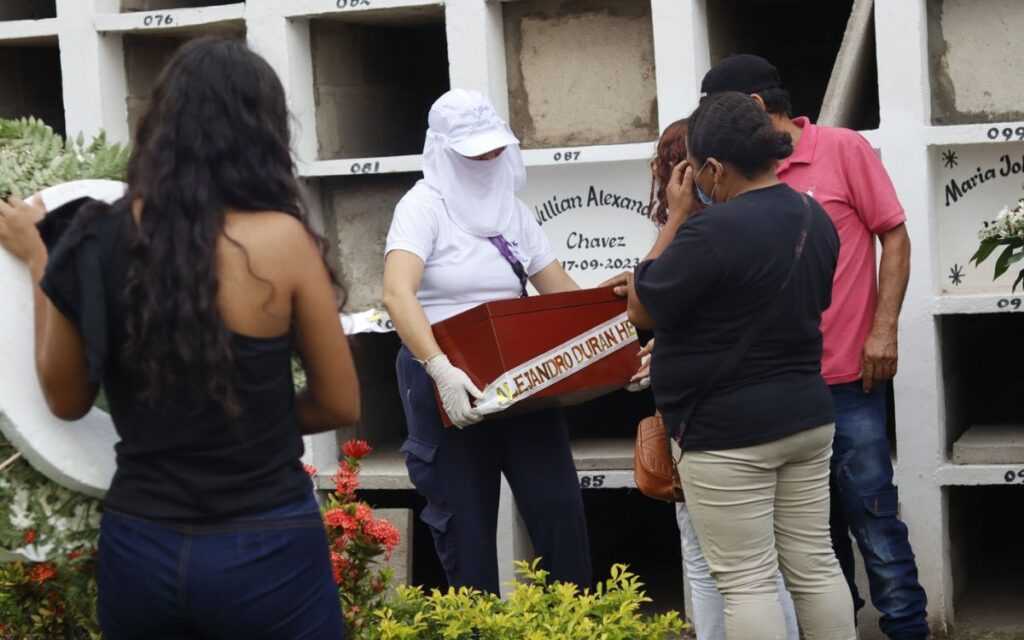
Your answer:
[97,494,345,640]
[829,382,928,640]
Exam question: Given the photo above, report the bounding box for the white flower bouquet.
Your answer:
[972,197,1024,291]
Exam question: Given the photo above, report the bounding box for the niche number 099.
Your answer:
[987,126,1024,141]
[1003,469,1024,484]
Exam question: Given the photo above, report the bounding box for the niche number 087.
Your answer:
[337,0,371,7]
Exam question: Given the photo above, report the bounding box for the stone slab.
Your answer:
[953,424,1024,465]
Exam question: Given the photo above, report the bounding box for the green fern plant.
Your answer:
[0,117,130,199]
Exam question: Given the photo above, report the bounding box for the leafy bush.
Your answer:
[0,551,100,640]
[370,561,685,640]
[0,117,129,199]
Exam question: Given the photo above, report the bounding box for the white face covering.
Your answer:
[422,125,527,238]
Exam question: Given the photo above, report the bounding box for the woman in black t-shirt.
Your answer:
[625,92,855,639]
[0,38,358,638]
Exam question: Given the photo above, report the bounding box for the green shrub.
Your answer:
[369,561,685,640]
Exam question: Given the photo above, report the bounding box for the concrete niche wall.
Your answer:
[120,0,240,11]
[502,0,658,149]
[310,10,449,160]
[707,0,878,129]
[0,44,65,136]
[319,173,420,312]
[928,0,1024,125]
[0,0,56,21]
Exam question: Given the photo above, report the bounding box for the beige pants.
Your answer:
[675,424,855,640]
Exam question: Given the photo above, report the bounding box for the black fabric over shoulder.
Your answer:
[38,197,126,385]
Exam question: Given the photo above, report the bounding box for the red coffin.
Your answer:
[431,287,642,426]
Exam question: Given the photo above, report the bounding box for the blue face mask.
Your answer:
[695,160,717,206]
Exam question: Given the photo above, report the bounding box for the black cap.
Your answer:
[701,54,782,96]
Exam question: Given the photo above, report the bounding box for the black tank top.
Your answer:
[40,200,311,519]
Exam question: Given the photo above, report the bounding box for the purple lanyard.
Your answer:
[488,235,529,298]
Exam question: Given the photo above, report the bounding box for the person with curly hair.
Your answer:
[0,37,359,639]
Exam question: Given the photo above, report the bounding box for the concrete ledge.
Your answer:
[953,425,1024,465]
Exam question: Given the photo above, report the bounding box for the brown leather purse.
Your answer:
[633,413,684,502]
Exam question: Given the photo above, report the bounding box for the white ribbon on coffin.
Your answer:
[474,312,638,415]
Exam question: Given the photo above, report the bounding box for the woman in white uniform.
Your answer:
[382,89,592,593]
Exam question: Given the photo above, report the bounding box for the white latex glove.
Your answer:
[425,354,484,428]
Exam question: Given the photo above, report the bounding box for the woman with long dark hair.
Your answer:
[0,37,358,638]
[627,93,854,638]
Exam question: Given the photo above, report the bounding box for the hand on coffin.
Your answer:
[626,338,653,392]
[598,271,631,297]
[425,353,484,428]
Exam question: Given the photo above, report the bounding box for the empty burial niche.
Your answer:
[120,0,241,11]
[124,30,244,134]
[0,0,56,21]
[707,0,879,130]
[940,314,1024,463]
[310,9,449,160]
[503,0,658,149]
[585,490,683,616]
[0,43,65,136]
[948,487,1024,630]
[929,0,1024,125]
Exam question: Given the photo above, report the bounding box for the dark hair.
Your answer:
[687,92,793,179]
[756,86,792,116]
[122,37,340,418]
[647,119,688,226]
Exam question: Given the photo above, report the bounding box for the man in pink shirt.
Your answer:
[701,55,927,639]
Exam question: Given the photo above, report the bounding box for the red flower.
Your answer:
[27,562,57,584]
[330,552,344,584]
[365,518,401,555]
[23,529,36,544]
[332,464,360,498]
[324,508,359,534]
[341,440,372,460]
[354,503,373,524]
[303,463,318,477]
[67,550,82,560]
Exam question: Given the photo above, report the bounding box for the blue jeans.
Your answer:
[830,382,928,640]
[98,494,345,640]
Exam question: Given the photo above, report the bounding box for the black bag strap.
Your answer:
[673,194,814,445]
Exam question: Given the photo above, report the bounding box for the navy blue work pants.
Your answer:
[97,493,345,640]
[829,382,929,639]
[396,346,592,594]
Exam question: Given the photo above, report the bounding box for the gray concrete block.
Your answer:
[373,508,413,588]
[319,173,420,312]
[503,0,658,149]
[929,0,1024,125]
[953,425,1024,465]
